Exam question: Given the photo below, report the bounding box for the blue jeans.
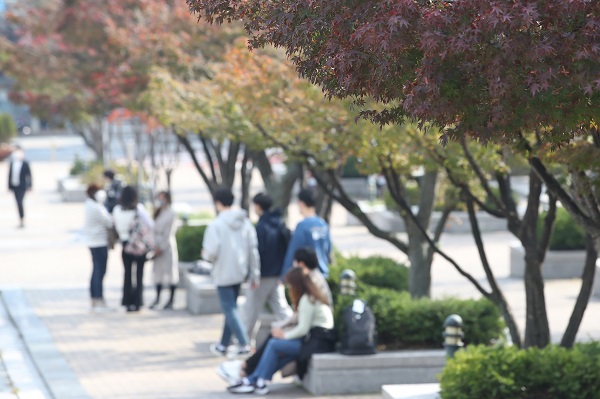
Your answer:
[217,284,249,347]
[90,246,108,299]
[248,338,302,383]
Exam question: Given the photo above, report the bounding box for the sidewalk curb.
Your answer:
[1,289,90,399]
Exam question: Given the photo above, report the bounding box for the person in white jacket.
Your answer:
[203,187,260,358]
[83,184,113,311]
[149,191,179,310]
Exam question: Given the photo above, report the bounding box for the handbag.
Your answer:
[124,211,154,256]
[108,225,119,250]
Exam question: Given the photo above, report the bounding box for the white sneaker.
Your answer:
[254,382,269,395]
[216,361,242,385]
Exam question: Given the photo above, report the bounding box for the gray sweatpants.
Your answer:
[241,277,293,344]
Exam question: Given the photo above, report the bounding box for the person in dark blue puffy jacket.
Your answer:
[241,193,294,346]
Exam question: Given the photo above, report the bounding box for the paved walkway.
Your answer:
[1,159,600,399]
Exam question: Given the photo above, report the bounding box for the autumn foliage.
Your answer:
[188,0,600,143]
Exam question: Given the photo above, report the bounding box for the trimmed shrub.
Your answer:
[332,285,503,350]
[328,255,503,349]
[539,207,586,250]
[176,225,207,262]
[440,343,600,399]
[328,255,409,294]
[0,113,16,143]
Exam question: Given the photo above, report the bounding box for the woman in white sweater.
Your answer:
[83,184,113,310]
[228,264,334,395]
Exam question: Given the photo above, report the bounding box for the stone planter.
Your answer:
[57,176,87,202]
[509,242,587,279]
[303,350,446,395]
[592,260,600,298]
[183,271,247,315]
[347,201,507,234]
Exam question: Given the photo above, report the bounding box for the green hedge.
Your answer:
[333,286,503,350]
[539,207,586,250]
[440,343,600,399]
[328,255,409,293]
[176,225,207,262]
[0,113,16,143]
[327,256,504,349]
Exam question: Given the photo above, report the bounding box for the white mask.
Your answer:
[155,199,165,208]
[95,190,107,203]
[12,150,24,161]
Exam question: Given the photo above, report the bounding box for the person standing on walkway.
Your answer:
[103,169,123,213]
[8,145,32,228]
[113,186,154,312]
[281,188,332,278]
[203,187,260,358]
[149,191,179,310]
[83,184,113,311]
[241,193,293,346]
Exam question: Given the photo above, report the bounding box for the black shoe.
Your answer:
[126,305,140,312]
[162,301,173,310]
[149,300,160,310]
[227,381,255,394]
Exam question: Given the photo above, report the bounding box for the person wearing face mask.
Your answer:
[8,145,32,228]
[84,184,113,312]
[149,191,179,310]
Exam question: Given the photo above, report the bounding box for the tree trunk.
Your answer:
[72,120,104,161]
[240,148,252,212]
[561,235,598,347]
[406,218,431,298]
[401,171,437,298]
[522,247,550,348]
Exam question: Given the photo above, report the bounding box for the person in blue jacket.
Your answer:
[281,188,332,279]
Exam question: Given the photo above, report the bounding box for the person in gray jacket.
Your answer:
[203,187,260,358]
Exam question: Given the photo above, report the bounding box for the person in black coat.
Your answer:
[8,145,32,228]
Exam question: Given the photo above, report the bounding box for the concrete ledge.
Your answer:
[1,288,90,399]
[510,243,587,279]
[303,350,445,395]
[184,272,246,315]
[592,260,600,298]
[178,261,195,289]
[57,177,86,202]
[382,384,440,399]
[347,205,506,234]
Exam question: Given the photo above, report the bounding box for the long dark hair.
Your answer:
[119,186,138,210]
[285,267,329,310]
[154,191,172,219]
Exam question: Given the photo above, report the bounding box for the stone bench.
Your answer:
[302,350,446,395]
[382,384,440,399]
[183,271,247,315]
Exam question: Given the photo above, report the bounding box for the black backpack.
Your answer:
[340,298,377,355]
